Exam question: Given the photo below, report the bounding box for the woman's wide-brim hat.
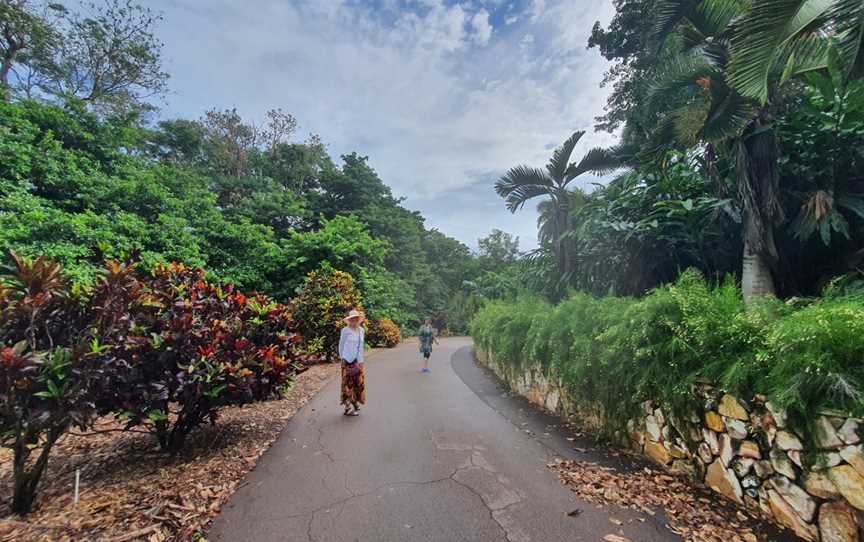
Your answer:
[343,309,365,323]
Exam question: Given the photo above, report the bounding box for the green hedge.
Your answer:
[469,270,864,429]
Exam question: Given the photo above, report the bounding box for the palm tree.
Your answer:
[495,131,620,285]
[648,0,836,301]
[727,0,864,104]
[536,189,590,247]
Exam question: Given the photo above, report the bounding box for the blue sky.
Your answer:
[149,0,617,250]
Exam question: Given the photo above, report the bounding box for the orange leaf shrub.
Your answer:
[367,318,401,348]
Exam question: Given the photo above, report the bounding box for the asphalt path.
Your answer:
[209,338,679,542]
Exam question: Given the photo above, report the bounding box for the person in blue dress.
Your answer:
[418,318,438,373]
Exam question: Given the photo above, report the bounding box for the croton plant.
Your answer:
[111,262,304,453]
[1,254,306,514]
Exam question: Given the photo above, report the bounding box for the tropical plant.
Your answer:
[647,0,819,301]
[778,54,864,245]
[571,151,740,295]
[495,131,621,291]
[292,270,363,361]
[0,253,141,513]
[109,263,304,453]
[366,318,401,348]
[726,0,864,104]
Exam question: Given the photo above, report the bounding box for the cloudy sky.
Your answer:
[150,0,618,250]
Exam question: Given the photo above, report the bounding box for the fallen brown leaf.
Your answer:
[549,458,784,542]
[0,362,340,542]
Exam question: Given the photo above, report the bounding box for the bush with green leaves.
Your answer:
[470,270,864,435]
[292,269,363,361]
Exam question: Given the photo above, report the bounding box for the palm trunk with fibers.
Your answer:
[735,119,782,302]
[741,236,775,301]
[554,202,571,289]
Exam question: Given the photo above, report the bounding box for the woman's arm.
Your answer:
[338,327,348,361]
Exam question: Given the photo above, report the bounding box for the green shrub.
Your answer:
[762,299,864,419]
[367,318,401,348]
[469,269,864,432]
[292,269,363,361]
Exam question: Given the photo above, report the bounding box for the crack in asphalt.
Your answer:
[304,463,516,542]
[298,439,526,542]
[315,423,338,464]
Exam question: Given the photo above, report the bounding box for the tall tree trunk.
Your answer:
[1,58,13,102]
[554,205,570,292]
[736,117,781,303]
[741,237,775,302]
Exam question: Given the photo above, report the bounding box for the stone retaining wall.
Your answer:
[475,349,864,542]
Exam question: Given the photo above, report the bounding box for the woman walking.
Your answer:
[339,309,366,415]
[418,318,438,373]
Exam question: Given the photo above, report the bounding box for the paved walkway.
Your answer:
[210,338,679,541]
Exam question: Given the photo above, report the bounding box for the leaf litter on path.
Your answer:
[0,362,340,542]
[550,458,769,542]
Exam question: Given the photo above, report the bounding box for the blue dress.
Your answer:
[419,325,434,355]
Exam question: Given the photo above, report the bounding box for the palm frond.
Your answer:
[566,147,625,179]
[829,0,864,78]
[536,199,560,245]
[701,85,759,141]
[692,0,747,37]
[679,21,709,49]
[702,38,732,66]
[779,33,832,85]
[728,0,832,103]
[648,49,718,100]
[654,0,698,40]
[546,131,585,182]
[643,114,683,156]
[495,166,553,212]
[673,100,712,145]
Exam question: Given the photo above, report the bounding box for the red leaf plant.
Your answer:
[105,263,305,454]
[0,254,141,514]
[1,254,306,514]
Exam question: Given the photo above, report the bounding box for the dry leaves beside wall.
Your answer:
[0,363,339,542]
[550,458,773,542]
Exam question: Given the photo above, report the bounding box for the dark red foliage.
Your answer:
[1,254,306,513]
[0,254,141,514]
[104,262,304,452]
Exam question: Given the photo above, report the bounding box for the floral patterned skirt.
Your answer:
[341,362,366,405]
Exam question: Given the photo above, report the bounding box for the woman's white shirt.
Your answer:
[339,326,365,364]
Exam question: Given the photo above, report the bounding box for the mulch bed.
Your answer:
[550,458,782,542]
[0,362,340,542]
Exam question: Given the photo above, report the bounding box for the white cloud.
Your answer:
[470,9,493,46]
[529,0,547,21]
[150,0,617,248]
